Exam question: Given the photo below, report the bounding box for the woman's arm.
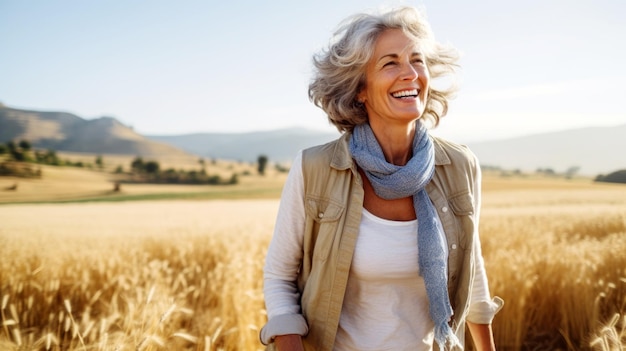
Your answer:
[261,152,309,345]
[467,322,496,351]
[274,334,305,351]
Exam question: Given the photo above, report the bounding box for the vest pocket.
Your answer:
[447,191,476,252]
[448,191,474,216]
[305,196,345,261]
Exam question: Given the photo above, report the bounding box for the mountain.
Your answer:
[466,124,626,176]
[147,128,340,163]
[0,105,191,157]
[1,103,623,176]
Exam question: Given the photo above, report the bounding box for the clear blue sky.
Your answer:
[1,0,624,142]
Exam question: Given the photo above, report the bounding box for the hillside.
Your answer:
[0,105,191,158]
[466,124,626,176]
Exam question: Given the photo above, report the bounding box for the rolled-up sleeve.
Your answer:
[260,313,309,345]
[467,297,504,324]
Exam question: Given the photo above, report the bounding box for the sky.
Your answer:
[1,0,625,143]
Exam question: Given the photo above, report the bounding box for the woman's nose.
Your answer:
[400,63,419,80]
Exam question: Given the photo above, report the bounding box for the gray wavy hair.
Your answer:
[308,6,460,133]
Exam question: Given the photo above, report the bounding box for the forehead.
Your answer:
[373,29,424,56]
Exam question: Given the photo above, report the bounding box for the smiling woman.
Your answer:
[261,6,501,351]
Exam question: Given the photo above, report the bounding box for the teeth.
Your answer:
[392,89,418,98]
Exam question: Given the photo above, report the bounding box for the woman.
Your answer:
[260,6,502,351]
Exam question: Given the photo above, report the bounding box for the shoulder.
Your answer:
[431,135,479,170]
[430,135,481,194]
[302,132,351,171]
[303,139,340,164]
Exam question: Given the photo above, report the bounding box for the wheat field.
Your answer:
[1,175,625,350]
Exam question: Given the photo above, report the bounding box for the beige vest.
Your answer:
[296,132,479,351]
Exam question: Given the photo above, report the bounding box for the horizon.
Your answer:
[1,0,625,144]
[2,101,625,176]
[4,101,626,146]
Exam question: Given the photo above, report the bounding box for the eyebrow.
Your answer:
[376,52,423,64]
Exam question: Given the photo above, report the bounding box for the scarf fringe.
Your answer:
[434,322,463,351]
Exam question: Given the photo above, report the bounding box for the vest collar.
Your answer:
[329,130,452,170]
[432,136,452,166]
[330,132,354,171]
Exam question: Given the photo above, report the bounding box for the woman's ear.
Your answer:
[356,91,366,104]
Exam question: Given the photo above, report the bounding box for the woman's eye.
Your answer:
[382,61,396,67]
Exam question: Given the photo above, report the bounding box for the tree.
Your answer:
[6,141,16,153]
[6,140,33,162]
[95,155,104,169]
[595,169,626,184]
[564,166,580,179]
[131,157,145,173]
[144,161,160,174]
[275,162,289,173]
[6,141,21,161]
[34,149,60,165]
[257,155,268,176]
[18,140,31,151]
[228,173,239,184]
[198,158,206,170]
[44,149,60,165]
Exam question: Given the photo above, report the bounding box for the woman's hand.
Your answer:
[467,322,496,351]
[274,334,304,351]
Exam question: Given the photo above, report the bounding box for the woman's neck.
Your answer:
[368,120,416,166]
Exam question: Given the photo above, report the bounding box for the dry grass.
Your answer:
[0,200,277,350]
[1,174,625,350]
[479,175,626,351]
[0,158,288,204]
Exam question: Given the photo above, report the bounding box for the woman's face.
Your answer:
[357,29,430,128]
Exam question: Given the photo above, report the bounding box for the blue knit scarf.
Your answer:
[349,121,461,350]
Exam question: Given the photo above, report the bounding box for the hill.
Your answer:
[466,124,626,176]
[0,105,191,158]
[1,103,624,176]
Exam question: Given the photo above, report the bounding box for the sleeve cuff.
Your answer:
[260,314,309,345]
[466,296,504,324]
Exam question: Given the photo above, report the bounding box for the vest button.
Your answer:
[318,212,324,218]
[441,206,448,213]
[451,244,457,250]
